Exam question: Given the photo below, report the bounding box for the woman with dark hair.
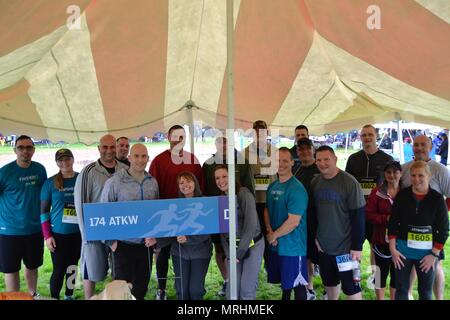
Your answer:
[388,161,449,300]
[365,161,402,300]
[214,165,264,300]
[40,149,80,300]
[159,171,212,300]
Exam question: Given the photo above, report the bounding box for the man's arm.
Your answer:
[267,214,301,245]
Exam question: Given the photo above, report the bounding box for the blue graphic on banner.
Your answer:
[83,196,234,241]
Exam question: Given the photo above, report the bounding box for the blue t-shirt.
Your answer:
[0,161,47,235]
[266,176,308,256]
[40,173,79,235]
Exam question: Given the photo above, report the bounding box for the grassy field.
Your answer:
[1,241,450,300]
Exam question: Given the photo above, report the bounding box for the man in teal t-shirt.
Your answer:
[0,135,47,295]
[264,147,309,300]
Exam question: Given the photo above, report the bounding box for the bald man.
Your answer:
[101,144,159,299]
[74,134,128,299]
[401,134,450,300]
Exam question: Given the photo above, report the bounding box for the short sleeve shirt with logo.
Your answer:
[40,173,79,235]
[0,161,47,235]
[312,171,366,255]
[266,176,308,256]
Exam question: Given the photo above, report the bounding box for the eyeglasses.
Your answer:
[16,146,35,151]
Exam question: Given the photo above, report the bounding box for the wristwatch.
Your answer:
[430,251,440,259]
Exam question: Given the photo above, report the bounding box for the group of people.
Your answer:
[0,121,448,300]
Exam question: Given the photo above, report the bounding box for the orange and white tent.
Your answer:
[0,0,449,144]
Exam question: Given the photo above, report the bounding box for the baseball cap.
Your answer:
[297,137,314,148]
[55,148,74,161]
[252,120,267,130]
[384,160,401,172]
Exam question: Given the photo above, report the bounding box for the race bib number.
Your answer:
[335,254,358,272]
[254,174,270,191]
[62,203,78,224]
[357,177,377,196]
[407,225,432,250]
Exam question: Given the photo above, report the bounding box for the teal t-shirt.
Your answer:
[396,239,432,260]
[0,161,47,235]
[266,176,308,256]
[40,173,79,235]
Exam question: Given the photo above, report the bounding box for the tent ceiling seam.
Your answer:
[50,50,81,142]
[189,0,206,101]
[348,79,450,116]
[0,60,40,79]
[0,105,183,133]
[299,80,336,125]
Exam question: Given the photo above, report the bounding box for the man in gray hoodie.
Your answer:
[101,144,159,300]
[75,134,128,299]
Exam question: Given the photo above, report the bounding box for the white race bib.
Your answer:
[335,254,358,272]
[357,177,377,196]
[254,174,270,191]
[62,203,78,224]
[407,225,432,250]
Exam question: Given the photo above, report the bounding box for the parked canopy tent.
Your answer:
[0,0,449,144]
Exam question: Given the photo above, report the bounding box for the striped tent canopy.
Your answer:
[0,0,449,144]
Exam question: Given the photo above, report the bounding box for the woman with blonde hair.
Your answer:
[388,161,448,300]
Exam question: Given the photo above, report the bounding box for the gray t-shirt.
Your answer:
[311,170,366,255]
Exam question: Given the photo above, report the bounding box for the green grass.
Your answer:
[1,241,450,300]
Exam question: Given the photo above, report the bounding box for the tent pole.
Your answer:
[345,132,349,159]
[397,119,405,164]
[187,104,195,155]
[226,0,237,300]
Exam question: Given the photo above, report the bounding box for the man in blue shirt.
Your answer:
[264,147,309,300]
[0,135,47,295]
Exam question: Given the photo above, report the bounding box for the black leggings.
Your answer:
[50,232,81,299]
[373,244,396,289]
[282,285,307,300]
[156,244,171,290]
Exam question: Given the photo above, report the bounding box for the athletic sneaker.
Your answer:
[306,289,316,300]
[156,289,167,300]
[64,295,75,300]
[367,273,375,290]
[218,281,227,297]
[313,264,320,277]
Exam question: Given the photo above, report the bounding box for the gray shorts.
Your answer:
[80,241,109,282]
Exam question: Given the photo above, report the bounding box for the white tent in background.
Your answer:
[1,0,450,300]
[0,0,449,143]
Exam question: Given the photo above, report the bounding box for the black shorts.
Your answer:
[318,252,362,296]
[306,231,319,264]
[0,232,44,273]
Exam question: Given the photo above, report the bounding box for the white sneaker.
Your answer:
[156,290,167,300]
[307,289,316,300]
[366,273,375,290]
[218,281,227,297]
[313,264,320,277]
